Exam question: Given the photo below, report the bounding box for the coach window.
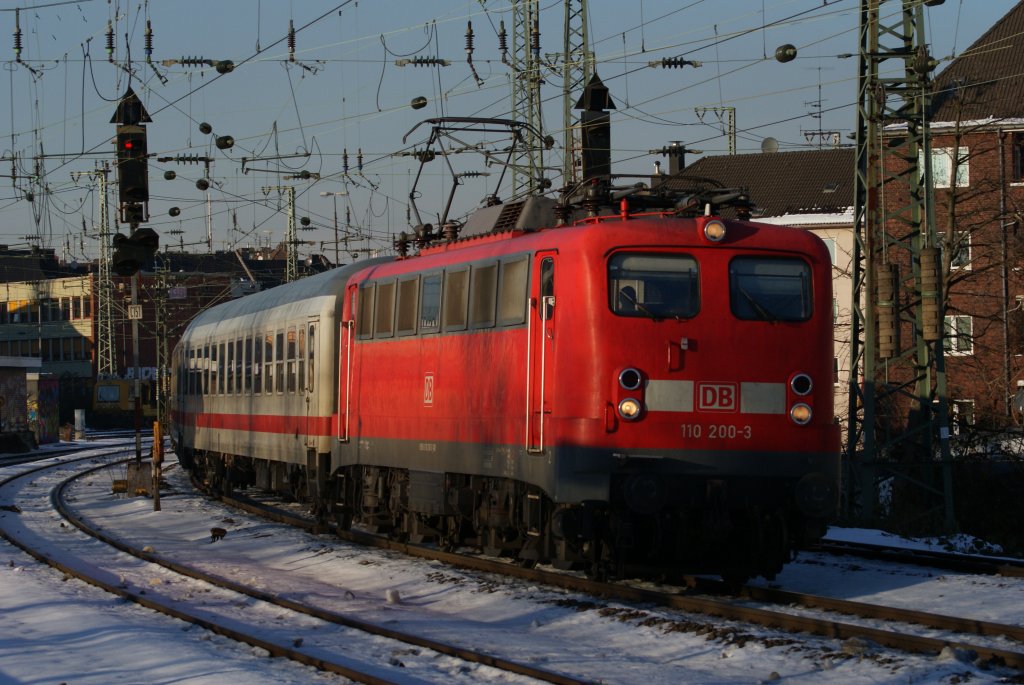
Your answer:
[244,337,253,394]
[210,344,218,395]
[297,326,306,391]
[226,341,235,395]
[218,342,227,394]
[375,281,396,338]
[357,284,375,339]
[729,256,811,322]
[609,253,699,320]
[419,273,442,333]
[397,276,419,336]
[275,330,285,393]
[470,263,498,329]
[498,257,529,326]
[443,267,469,332]
[264,333,274,394]
[253,335,263,394]
[287,327,297,393]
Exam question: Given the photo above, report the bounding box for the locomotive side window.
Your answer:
[469,263,498,329]
[443,268,470,331]
[540,257,555,320]
[608,253,698,320]
[498,257,529,326]
[396,276,419,336]
[375,281,396,338]
[419,273,442,333]
[357,284,375,339]
[729,257,812,322]
[275,330,285,394]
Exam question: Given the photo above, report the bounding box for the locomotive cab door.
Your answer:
[338,284,358,442]
[527,252,556,452]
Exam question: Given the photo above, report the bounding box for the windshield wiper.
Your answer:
[618,288,663,321]
[737,285,779,322]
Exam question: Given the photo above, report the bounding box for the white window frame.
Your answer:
[925,146,969,189]
[943,315,974,356]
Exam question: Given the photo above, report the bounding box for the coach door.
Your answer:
[303,318,319,448]
[527,252,556,452]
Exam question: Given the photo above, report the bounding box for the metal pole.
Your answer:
[132,270,141,463]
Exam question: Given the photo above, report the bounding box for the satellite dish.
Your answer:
[761,137,779,153]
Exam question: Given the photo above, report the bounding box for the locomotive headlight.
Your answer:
[790,373,813,396]
[619,368,643,391]
[703,219,727,242]
[618,398,642,420]
[790,403,812,425]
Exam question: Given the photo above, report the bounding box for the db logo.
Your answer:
[423,373,435,406]
[697,382,738,412]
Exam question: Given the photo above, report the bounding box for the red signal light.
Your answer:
[123,140,134,150]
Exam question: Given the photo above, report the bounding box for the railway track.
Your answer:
[201,473,1024,670]
[812,539,1024,578]
[0,451,596,685]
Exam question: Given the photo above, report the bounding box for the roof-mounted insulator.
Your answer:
[106,20,115,63]
[288,20,296,62]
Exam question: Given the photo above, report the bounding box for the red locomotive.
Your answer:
[170,119,839,581]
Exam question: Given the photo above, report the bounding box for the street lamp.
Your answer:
[319,191,348,266]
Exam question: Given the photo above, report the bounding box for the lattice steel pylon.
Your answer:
[509,0,545,197]
[561,0,591,186]
[846,0,955,531]
[262,185,298,283]
[74,164,116,379]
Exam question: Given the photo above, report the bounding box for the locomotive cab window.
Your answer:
[608,253,699,320]
[729,256,812,322]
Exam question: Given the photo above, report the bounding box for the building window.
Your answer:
[952,399,975,434]
[1013,132,1024,182]
[938,231,970,270]
[943,315,973,355]
[927,146,969,188]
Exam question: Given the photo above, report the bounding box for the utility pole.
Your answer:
[319,191,348,266]
[846,0,954,531]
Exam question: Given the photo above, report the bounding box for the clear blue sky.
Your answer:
[0,0,1017,262]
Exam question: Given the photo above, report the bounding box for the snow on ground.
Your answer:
[1,443,1021,684]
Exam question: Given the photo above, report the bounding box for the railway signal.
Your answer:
[110,87,152,225]
[112,227,159,276]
